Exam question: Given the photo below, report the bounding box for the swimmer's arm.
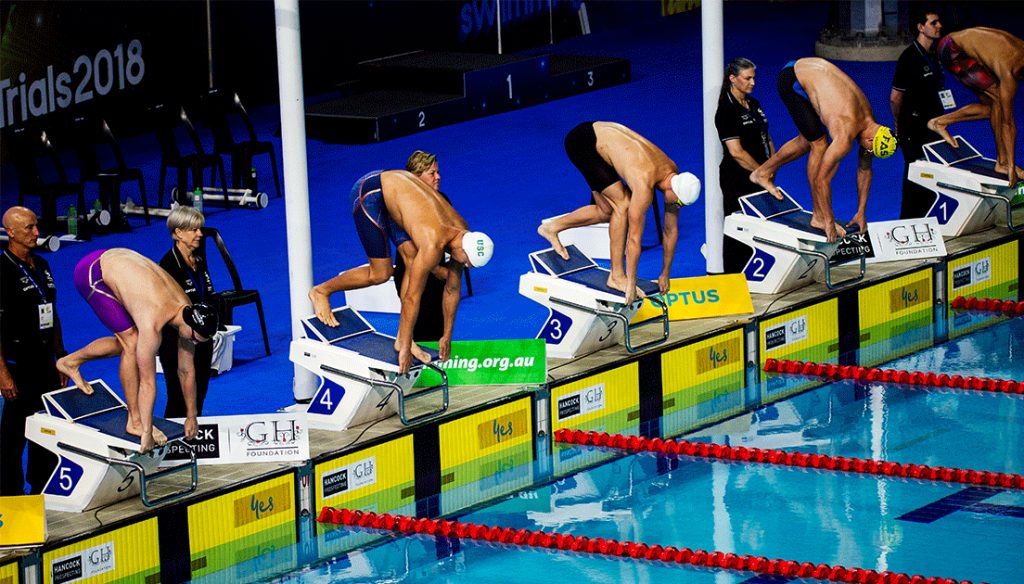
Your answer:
[889,89,904,135]
[660,205,680,292]
[626,187,653,283]
[851,147,873,232]
[440,261,464,361]
[724,140,762,173]
[810,141,850,220]
[176,336,199,438]
[397,248,441,351]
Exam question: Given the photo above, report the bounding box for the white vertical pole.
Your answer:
[702,0,724,274]
[497,0,503,55]
[206,0,214,88]
[274,0,317,401]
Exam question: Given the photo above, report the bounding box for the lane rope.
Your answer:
[950,296,1024,315]
[762,358,1024,395]
[554,429,1024,490]
[317,507,983,584]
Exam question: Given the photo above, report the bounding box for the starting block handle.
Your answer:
[57,440,198,508]
[936,181,1024,232]
[320,362,450,425]
[752,236,866,290]
[550,294,670,354]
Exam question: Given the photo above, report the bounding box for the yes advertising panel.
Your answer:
[759,299,839,403]
[42,519,159,584]
[947,241,1019,339]
[187,474,296,581]
[660,329,746,438]
[858,270,934,367]
[550,363,640,476]
[1,560,17,584]
[438,398,533,514]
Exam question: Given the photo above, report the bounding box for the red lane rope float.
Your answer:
[317,507,980,584]
[762,358,1024,395]
[950,295,1024,315]
[553,429,1024,491]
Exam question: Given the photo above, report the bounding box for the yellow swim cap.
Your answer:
[872,126,897,159]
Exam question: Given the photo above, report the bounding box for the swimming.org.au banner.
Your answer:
[162,413,309,466]
[414,339,546,386]
[633,274,753,322]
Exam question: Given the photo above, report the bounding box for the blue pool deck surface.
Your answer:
[225,317,1024,584]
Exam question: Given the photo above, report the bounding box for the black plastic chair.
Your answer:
[150,104,229,208]
[202,226,271,357]
[203,89,282,198]
[12,128,89,238]
[72,117,151,225]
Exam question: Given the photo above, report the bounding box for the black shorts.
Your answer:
[777,64,826,142]
[564,122,620,192]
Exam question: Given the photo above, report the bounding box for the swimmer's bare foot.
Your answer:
[749,168,784,200]
[56,356,93,395]
[537,223,569,260]
[927,118,957,148]
[993,162,1024,185]
[607,274,645,304]
[810,216,846,243]
[126,421,166,453]
[309,286,338,327]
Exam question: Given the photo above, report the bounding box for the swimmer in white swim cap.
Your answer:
[538,121,701,304]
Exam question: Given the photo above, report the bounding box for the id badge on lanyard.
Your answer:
[39,302,54,329]
[939,89,956,110]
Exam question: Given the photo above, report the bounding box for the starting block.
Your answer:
[24,381,197,512]
[518,245,668,359]
[290,306,449,430]
[909,136,1023,236]
[724,189,866,295]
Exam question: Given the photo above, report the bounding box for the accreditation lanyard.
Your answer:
[914,40,954,109]
[5,250,53,329]
[178,248,207,303]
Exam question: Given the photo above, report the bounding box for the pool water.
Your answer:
[243,319,1024,583]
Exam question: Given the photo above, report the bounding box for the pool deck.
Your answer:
[2,220,1021,582]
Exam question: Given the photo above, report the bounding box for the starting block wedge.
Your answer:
[724,189,866,295]
[909,136,1022,236]
[290,306,449,430]
[25,381,197,512]
[518,244,668,359]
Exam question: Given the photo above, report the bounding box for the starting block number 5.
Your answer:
[44,457,84,497]
[308,379,347,415]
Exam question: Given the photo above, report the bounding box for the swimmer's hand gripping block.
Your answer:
[290,306,449,430]
[519,245,668,359]
[25,381,197,512]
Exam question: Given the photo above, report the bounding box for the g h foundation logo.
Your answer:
[764,315,808,351]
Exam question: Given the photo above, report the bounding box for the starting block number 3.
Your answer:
[540,309,572,345]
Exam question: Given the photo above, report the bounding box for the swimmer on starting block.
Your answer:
[538,121,701,305]
[928,27,1024,187]
[57,248,219,452]
[749,58,897,242]
[308,170,493,374]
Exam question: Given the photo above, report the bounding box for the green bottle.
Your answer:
[192,187,204,213]
[67,205,78,238]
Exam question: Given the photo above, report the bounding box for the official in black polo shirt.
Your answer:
[715,57,775,274]
[1,206,64,495]
[890,8,949,218]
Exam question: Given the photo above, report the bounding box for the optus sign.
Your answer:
[633,274,753,322]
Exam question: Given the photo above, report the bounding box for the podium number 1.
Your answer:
[506,74,513,99]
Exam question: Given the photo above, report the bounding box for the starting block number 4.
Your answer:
[44,456,84,497]
[308,379,347,416]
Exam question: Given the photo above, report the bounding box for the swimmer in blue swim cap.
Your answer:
[539,121,701,304]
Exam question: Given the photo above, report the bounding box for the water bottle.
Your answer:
[67,205,78,238]
[248,166,258,192]
[93,198,103,213]
[192,187,204,214]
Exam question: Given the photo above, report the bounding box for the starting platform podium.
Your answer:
[909,136,1023,237]
[519,245,669,359]
[724,189,866,295]
[290,306,449,430]
[25,381,197,512]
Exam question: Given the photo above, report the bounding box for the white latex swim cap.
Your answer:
[670,172,701,206]
[462,231,494,268]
